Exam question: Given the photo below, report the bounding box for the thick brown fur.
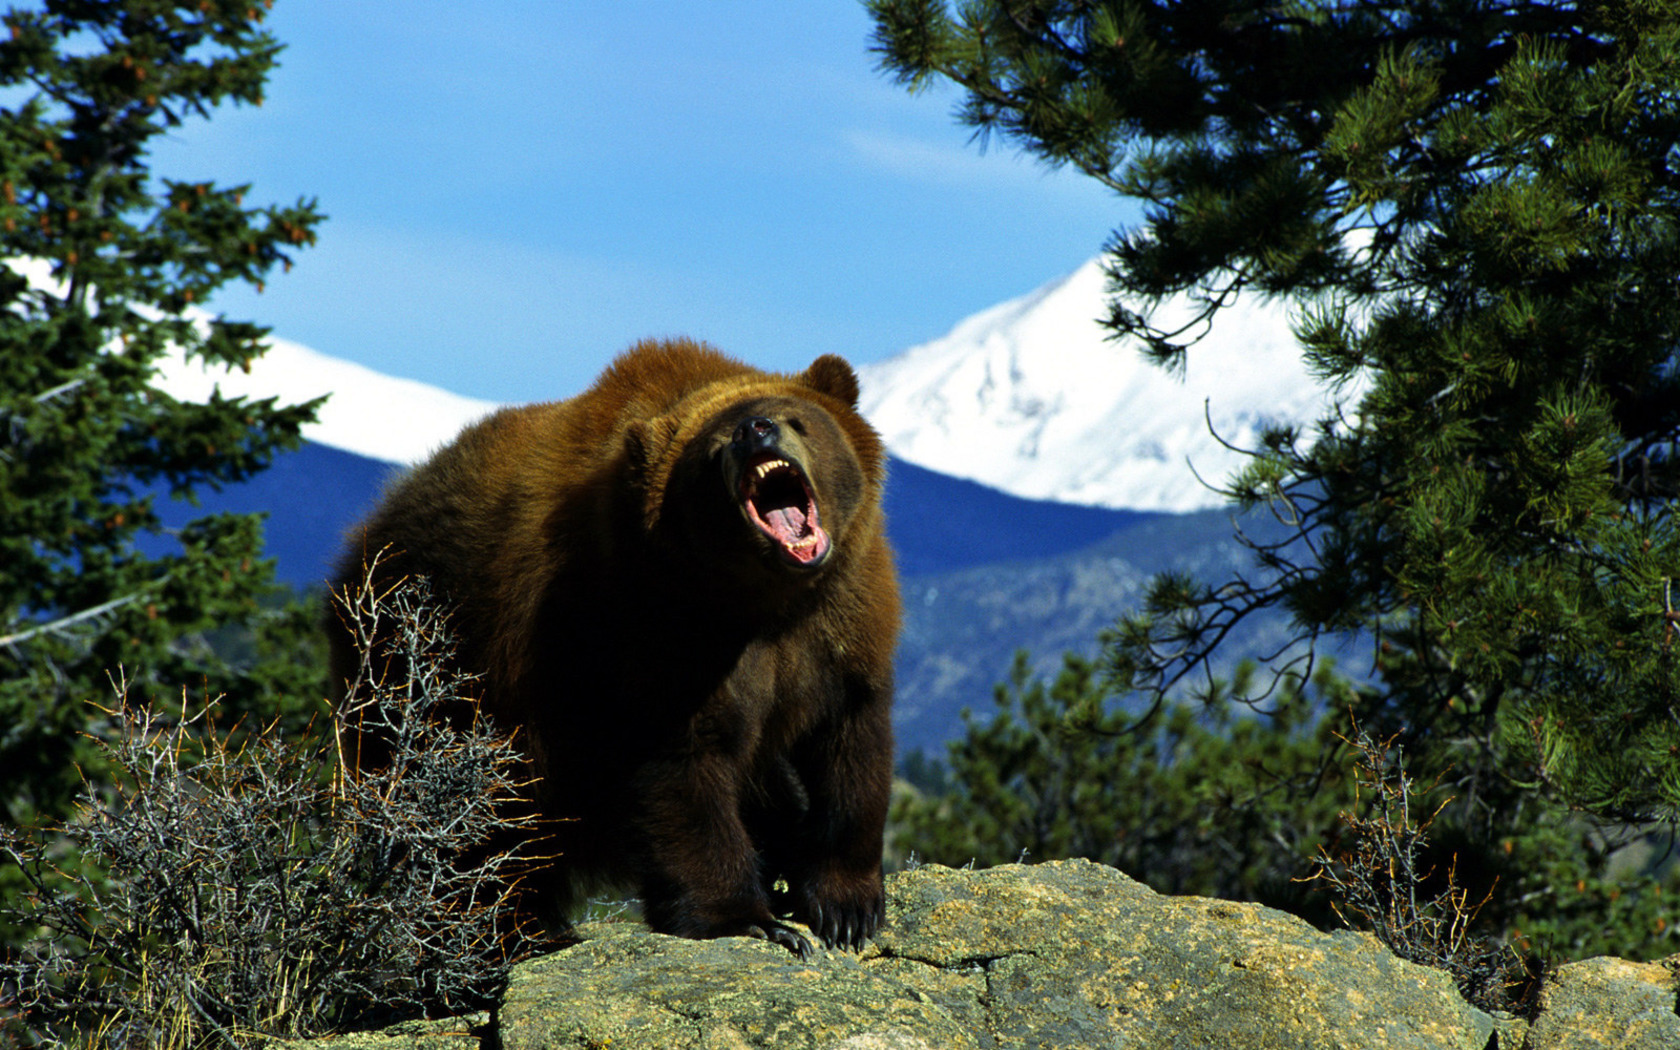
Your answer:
[327,338,899,958]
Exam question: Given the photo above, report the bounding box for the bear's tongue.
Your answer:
[763,504,808,537]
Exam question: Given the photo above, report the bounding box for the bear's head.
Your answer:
[625,352,884,585]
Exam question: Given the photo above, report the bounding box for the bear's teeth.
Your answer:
[754,459,791,479]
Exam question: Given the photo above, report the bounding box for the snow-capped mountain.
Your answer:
[856,260,1353,513]
[156,335,501,466]
[5,256,498,466]
[147,257,1352,517]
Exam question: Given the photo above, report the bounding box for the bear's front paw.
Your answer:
[645,890,818,959]
[792,874,884,951]
[728,917,815,960]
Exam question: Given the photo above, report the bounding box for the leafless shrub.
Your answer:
[1303,724,1522,1013]
[0,560,539,1048]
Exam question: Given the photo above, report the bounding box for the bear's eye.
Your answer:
[786,417,807,436]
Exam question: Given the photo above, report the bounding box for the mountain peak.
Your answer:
[855,259,1350,512]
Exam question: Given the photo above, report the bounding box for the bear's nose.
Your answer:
[734,416,780,450]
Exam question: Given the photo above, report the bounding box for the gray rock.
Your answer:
[1524,955,1680,1050]
[495,860,1494,1049]
[867,859,1495,1049]
[498,921,975,1049]
[281,860,1672,1049]
[264,1013,489,1048]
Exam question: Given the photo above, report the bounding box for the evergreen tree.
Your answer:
[894,653,1359,922]
[868,0,1680,822]
[0,0,325,831]
[894,652,1680,962]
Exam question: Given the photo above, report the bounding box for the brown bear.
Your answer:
[327,337,899,958]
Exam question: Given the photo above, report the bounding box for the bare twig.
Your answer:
[1300,722,1521,1012]
[0,563,539,1048]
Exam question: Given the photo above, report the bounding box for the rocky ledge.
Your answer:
[291,859,1679,1049]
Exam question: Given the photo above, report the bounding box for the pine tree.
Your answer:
[0,0,325,831]
[894,653,1360,922]
[868,0,1680,822]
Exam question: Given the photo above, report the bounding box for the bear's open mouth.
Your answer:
[740,453,831,567]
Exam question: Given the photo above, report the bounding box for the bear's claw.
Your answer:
[741,919,815,960]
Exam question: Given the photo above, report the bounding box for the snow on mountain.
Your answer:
[7,255,497,466]
[855,259,1354,513]
[164,262,1351,512]
[16,253,1352,513]
[155,335,501,466]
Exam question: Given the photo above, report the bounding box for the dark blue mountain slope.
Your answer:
[879,457,1156,576]
[149,442,396,590]
[154,442,1156,588]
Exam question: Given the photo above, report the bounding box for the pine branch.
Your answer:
[0,587,156,649]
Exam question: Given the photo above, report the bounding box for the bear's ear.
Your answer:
[801,354,860,409]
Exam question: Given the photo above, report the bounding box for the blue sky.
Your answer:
[144,2,1132,403]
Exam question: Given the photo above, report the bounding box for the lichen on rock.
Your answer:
[280,859,1678,1049]
[1524,955,1680,1050]
[866,859,1497,1050]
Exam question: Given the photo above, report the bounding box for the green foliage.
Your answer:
[895,651,1680,968]
[894,652,1359,920]
[0,0,326,842]
[867,0,1680,825]
[1497,813,1680,963]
